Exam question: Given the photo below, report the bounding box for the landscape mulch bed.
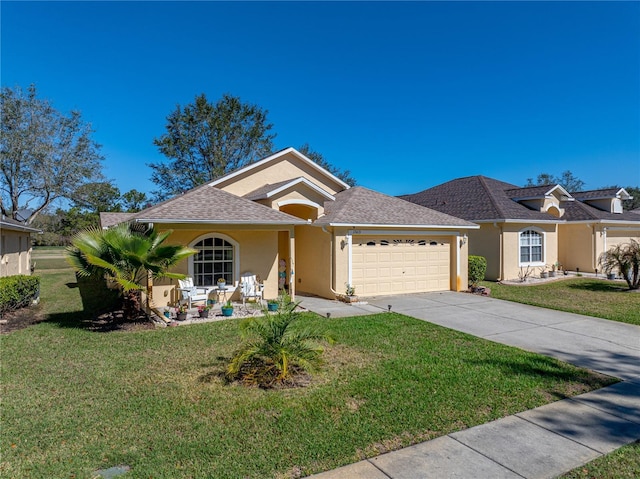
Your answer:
[0,306,157,334]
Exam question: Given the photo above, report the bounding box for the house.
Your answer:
[401,176,640,281]
[0,215,41,277]
[102,148,478,307]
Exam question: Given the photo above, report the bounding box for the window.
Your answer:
[520,229,543,263]
[192,236,234,286]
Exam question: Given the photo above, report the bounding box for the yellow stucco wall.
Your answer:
[0,230,32,277]
[294,224,333,298]
[150,225,281,307]
[468,225,502,281]
[501,223,558,280]
[214,152,345,197]
[558,223,596,272]
[559,223,640,273]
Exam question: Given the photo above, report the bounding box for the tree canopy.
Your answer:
[525,171,585,192]
[0,84,105,223]
[150,93,276,200]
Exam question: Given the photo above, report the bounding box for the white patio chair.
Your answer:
[177,277,210,309]
[239,272,264,308]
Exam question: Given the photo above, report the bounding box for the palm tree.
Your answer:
[227,302,333,387]
[598,239,640,290]
[67,223,196,317]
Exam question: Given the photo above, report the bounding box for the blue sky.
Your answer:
[3,1,639,202]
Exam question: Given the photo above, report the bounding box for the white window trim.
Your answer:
[518,227,546,267]
[188,233,240,287]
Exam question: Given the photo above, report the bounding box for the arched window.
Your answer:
[190,235,238,287]
[519,229,543,264]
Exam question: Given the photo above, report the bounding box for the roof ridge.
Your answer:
[478,176,508,219]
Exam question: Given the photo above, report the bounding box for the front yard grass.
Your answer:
[559,442,640,479]
[0,267,618,478]
[482,278,640,326]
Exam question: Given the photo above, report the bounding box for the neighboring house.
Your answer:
[0,215,41,277]
[401,176,640,281]
[102,148,477,307]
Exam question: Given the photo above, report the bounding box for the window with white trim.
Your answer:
[520,229,543,263]
[192,236,234,286]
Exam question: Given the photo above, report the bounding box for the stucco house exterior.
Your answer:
[0,215,41,277]
[401,176,640,281]
[101,148,477,307]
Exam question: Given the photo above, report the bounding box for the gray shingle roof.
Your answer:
[99,212,136,228]
[243,180,295,200]
[571,188,623,200]
[0,215,41,233]
[132,184,306,225]
[561,200,640,222]
[401,176,557,222]
[401,176,640,224]
[315,186,476,227]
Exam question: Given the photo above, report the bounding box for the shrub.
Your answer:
[468,255,487,287]
[0,275,40,315]
[599,239,640,290]
[226,302,333,388]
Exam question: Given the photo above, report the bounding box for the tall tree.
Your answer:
[623,186,640,211]
[297,143,357,187]
[0,85,105,223]
[525,171,585,192]
[150,93,276,200]
[72,181,122,213]
[121,189,149,212]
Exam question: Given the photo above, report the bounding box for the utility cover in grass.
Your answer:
[94,465,131,478]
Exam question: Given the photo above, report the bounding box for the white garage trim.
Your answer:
[348,229,465,236]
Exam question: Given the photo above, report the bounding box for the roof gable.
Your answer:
[243,177,335,202]
[209,148,350,197]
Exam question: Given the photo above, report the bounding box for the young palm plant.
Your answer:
[67,223,196,317]
[599,239,640,290]
[227,302,334,388]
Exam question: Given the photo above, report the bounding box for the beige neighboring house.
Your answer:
[101,148,477,307]
[0,215,41,277]
[402,177,640,281]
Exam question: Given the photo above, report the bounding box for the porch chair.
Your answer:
[177,277,211,309]
[239,272,264,309]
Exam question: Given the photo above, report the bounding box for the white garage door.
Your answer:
[351,236,451,296]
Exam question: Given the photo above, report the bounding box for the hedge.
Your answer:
[468,255,487,287]
[0,275,40,315]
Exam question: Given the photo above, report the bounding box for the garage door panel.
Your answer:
[351,236,451,296]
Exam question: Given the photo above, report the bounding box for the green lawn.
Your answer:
[32,246,70,271]
[0,266,618,478]
[560,442,640,479]
[481,278,640,326]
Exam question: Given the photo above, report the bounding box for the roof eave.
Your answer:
[321,222,480,229]
[134,218,306,225]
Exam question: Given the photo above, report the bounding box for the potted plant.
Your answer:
[539,265,548,279]
[221,300,234,317]
[267,299,279,312]
[217,277,227,289]
[198,304,212,318]
[176,304,188,321]
[549,262,557,278]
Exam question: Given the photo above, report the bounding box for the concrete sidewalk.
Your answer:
[299,292,640,479]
